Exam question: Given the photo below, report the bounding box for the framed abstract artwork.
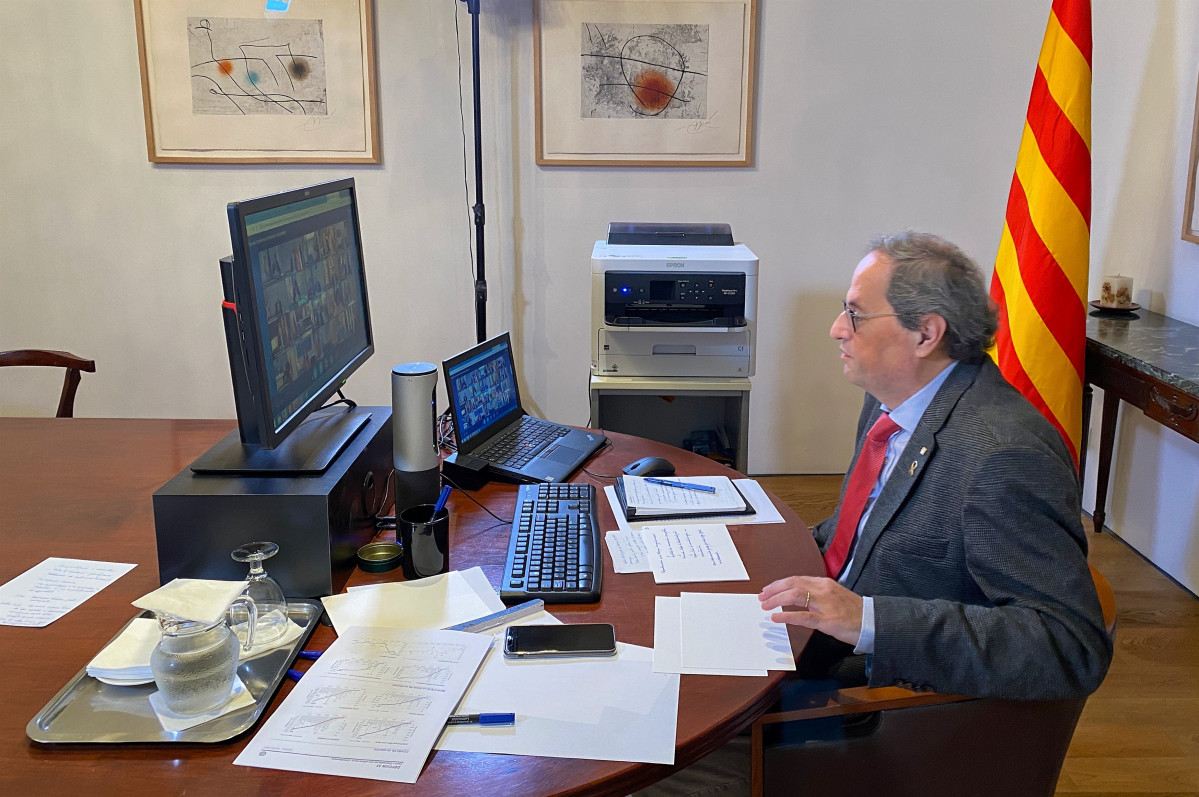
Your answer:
[134,0,380,164]
[1184,75,1199,244]
[534,0,758,166]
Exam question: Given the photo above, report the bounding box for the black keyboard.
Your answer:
[478,417,570,468]
[500,483,602,604]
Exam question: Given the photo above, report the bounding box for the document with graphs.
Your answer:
[235,626,492,783]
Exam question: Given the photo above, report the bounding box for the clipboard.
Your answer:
[613,478,757,522]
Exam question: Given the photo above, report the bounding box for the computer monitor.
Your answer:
[192,177,375,475]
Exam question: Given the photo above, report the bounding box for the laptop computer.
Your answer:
[441,332,607,484]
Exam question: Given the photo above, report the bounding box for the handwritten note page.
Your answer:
[639,525,748,583]
[622,476,745,515]
[0,558,136,627]
[235,626,493,784]
[604,530,652,573]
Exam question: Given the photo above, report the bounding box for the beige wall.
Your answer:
[2,1,1197,590]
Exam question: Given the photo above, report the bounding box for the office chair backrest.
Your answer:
[0,349,97,418]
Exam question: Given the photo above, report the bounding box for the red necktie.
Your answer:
[823,412,901,579]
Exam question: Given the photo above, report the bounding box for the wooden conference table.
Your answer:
[0,418,821,796]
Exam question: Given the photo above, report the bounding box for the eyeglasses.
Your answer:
[840,300,900,333]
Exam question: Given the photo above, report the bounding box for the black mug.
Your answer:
[397,504,449,579]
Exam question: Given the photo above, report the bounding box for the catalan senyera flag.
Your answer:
[989,0,1091,467]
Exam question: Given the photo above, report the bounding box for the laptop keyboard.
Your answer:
[477,416,570,468]
[501,483,601,604]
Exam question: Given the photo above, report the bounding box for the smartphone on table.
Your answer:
[503,623,617,659]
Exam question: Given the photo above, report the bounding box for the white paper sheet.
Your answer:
[235,626,493,784]
[605,529,651,573]
[640,524,749,583]
[436,642,679,764]
[605,479,784,532]
[323,569,502,634]
[621,475,746,515]
[652,596,764,676]
[0,558,136,627]
[678,593,796,672]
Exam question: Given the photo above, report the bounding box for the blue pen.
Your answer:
[445,713,515,726]
[644,477,717,494]
[286,668,305,681]
[432,484,452,514]
[297,649,322,660]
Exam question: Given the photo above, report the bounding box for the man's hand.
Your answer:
[759,576,864,647]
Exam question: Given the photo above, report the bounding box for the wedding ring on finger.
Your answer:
[803,591,811,610]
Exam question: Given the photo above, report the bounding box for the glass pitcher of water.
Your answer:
[149,596,256,715]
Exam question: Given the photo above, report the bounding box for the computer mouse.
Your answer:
[622,456,676,477]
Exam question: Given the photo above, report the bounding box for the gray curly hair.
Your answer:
[868,231,999,364]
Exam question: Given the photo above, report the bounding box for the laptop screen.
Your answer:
[445,335,521,446]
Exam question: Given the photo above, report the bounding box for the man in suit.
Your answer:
[760,231,1112,700]
[637,232,1112,797]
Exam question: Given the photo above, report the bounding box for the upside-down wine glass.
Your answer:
[229,541,289,646]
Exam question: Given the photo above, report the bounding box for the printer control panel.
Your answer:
[604,272,746,327]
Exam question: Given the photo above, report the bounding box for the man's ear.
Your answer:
[914,313,948,358]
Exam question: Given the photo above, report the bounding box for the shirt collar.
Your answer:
[880,361,958,433]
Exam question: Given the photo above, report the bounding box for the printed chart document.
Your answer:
[678,592,796,672]
[437,640,679,764]
[639,524,748,583]
[0,558,135,627]
[653,596,765,676]
[605,480,785,531]
[322,568,504,634]
[235,626,492,784]
[618,476,746,518]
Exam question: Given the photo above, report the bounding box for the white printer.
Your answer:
[591,223,758,378]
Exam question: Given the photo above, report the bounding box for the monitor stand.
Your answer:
[190,407,371,475]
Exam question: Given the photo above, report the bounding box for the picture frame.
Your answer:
[134,0,380,164]
[534,0,758,166]
[1183,75,1199,244]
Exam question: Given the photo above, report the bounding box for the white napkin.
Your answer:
[148,675,255,731]
[86,617,160,683]
[132,578,248,625]
[239,618,305,661]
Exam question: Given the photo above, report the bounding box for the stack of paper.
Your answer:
[86,616,159,685]
[653,593,795,676]
[437,640,680,764]
[322,567,505,634]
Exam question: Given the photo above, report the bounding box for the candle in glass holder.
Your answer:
[1099,275,1133,308]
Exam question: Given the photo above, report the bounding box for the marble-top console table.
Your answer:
[1082,309,1199,533]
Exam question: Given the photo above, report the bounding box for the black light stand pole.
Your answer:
[463,0,487,344]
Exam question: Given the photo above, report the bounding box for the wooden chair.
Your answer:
[750,565,1118,797]
[0,349,96,417]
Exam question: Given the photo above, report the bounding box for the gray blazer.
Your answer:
[812,359,1112,700]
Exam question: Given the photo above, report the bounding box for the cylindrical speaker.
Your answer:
[391,363,440,515]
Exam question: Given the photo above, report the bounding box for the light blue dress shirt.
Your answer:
[850,362,957,655]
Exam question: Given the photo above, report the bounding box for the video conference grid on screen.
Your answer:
[448,342,520,444]
[246,192,370,430]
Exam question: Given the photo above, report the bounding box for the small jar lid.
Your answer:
[356,542,403,573]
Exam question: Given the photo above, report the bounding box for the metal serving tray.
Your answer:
[26,600,322,744]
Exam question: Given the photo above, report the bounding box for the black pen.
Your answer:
[445,713,515,726]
